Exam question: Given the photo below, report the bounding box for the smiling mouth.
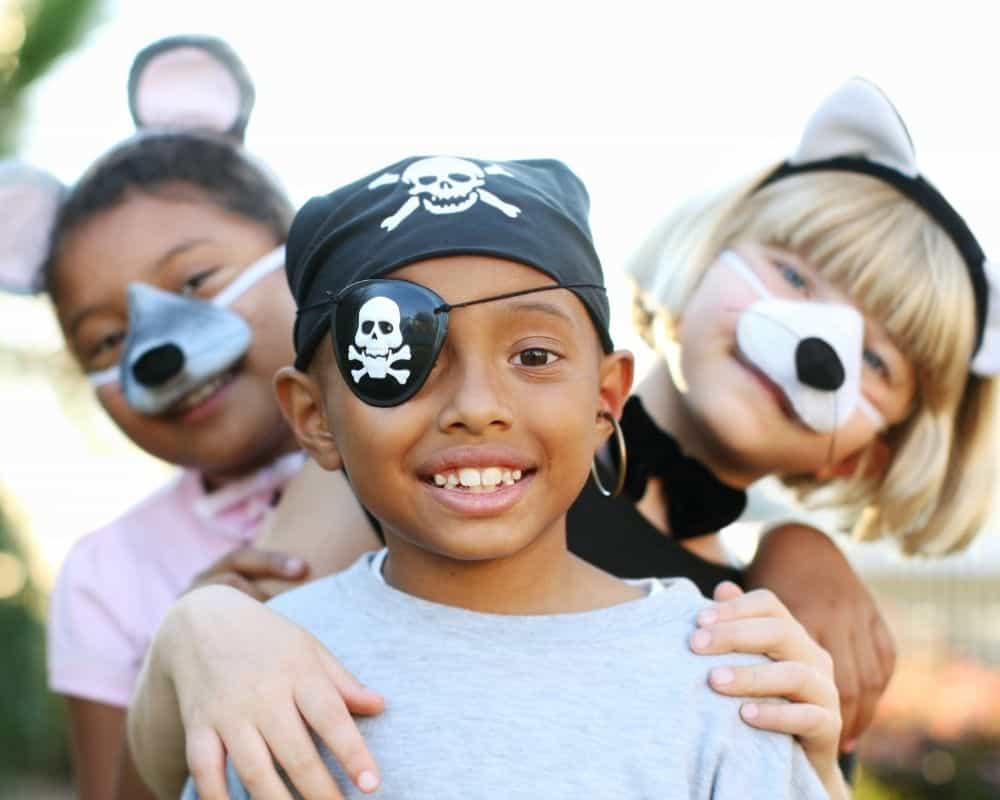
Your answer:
[423,466,532,493]
[167,365,239,416]
[732,349,797,419]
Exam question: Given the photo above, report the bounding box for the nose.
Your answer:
[132,343,185,387]
[437,359,513,434]
[795,337,845,391]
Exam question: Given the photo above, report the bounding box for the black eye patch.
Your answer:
[303,278,605,407]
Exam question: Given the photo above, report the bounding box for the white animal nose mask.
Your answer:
[720,250,885,433]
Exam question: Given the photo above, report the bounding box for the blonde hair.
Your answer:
[628,168,998,556]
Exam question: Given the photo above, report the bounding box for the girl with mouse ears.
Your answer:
[0,35,314,800]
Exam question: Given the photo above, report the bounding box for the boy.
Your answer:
[188,155,827,799]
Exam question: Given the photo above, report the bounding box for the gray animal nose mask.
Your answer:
[87,246,284,415]
[720,250,884,433]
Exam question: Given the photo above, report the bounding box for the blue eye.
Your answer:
[777,262,808,291]
[863,348,890,379]
[513,348,558,367]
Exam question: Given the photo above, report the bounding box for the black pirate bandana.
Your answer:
[287,156,613,396]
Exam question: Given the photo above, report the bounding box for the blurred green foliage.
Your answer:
[1,0,101,154]
[0,0,100,785]
[0,512,69,780]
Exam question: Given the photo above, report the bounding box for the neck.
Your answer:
[200,429,299,491]
[380,520,640,615]
[636,358,766,490]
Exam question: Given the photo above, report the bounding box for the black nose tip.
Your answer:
[132,344,185,387]
[795,337,845,391]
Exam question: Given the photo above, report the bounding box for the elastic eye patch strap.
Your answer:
[297,281,606,317]
[432,282,606,314]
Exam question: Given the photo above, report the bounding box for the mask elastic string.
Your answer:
[858,396,886,430]
[719,250,771,300]
[85,245,286,388]
[211,246,285,308]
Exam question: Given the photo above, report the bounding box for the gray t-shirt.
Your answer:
[187,551,827,799]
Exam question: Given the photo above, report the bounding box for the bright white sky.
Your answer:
[4,0,1000,579]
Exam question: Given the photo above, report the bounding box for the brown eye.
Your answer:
[88,330,126,366]
[513,348,558,367]
[180,268,220,296]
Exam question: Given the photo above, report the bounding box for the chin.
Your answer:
[405,524,540,564]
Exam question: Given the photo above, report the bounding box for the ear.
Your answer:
[596,349,635,435]
[814,436,891,481]
[0,161,66,295]
[274,366,343,471]
[791,78,918,177]
[128,34,255,141]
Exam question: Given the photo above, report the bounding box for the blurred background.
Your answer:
[1,0,999,797]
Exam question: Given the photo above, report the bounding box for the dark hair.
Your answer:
[44,132,295,296]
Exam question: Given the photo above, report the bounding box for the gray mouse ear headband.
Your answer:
[0,34,258,297]
[127,33,256,142]
[756,77,1000,377]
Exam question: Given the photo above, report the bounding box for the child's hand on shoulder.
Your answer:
[162,585,385,798]
[690,582,847,797]
[186,545,311,601]
[745,523,896,750]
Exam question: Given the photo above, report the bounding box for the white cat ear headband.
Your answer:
[755,78,1000,377]
[0,34,257,297]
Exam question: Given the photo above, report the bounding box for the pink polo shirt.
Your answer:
[47,451,305,708]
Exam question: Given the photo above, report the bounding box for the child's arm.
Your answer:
[127,585,384,799]
[253,458,381,596]
[692,582,849,799]
[184,462,380,601]
[65,697,157,800]
[744,523,896,749]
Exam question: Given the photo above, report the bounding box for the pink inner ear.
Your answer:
[0,175,63,292]
[134,45,241,133]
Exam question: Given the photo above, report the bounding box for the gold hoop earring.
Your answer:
[591,410,627,498]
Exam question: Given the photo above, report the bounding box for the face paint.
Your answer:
[87,246,284,415]
[720,250,885,432]
[304,278,604,407]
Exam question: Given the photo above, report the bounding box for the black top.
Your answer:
[567,476,743,597]
[617,397,747,538]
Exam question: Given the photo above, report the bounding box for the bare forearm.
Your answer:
[127,612,189,799]
[746,522,845,588]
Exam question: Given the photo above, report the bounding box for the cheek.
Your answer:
[234,282,297,368]
[680,277,751,347]
[97,387,166,445]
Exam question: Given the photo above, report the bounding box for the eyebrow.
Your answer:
[144,237,214,278]
[505,299,575,322]
[68,238,213,336]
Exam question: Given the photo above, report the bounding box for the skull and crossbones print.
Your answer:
[368,156,522,232]
[348,296,412,384]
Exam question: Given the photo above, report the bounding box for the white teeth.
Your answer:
[481,467,502,487]
[458,468,481,487]
[174,372,231,413]
[432,466,526,489]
